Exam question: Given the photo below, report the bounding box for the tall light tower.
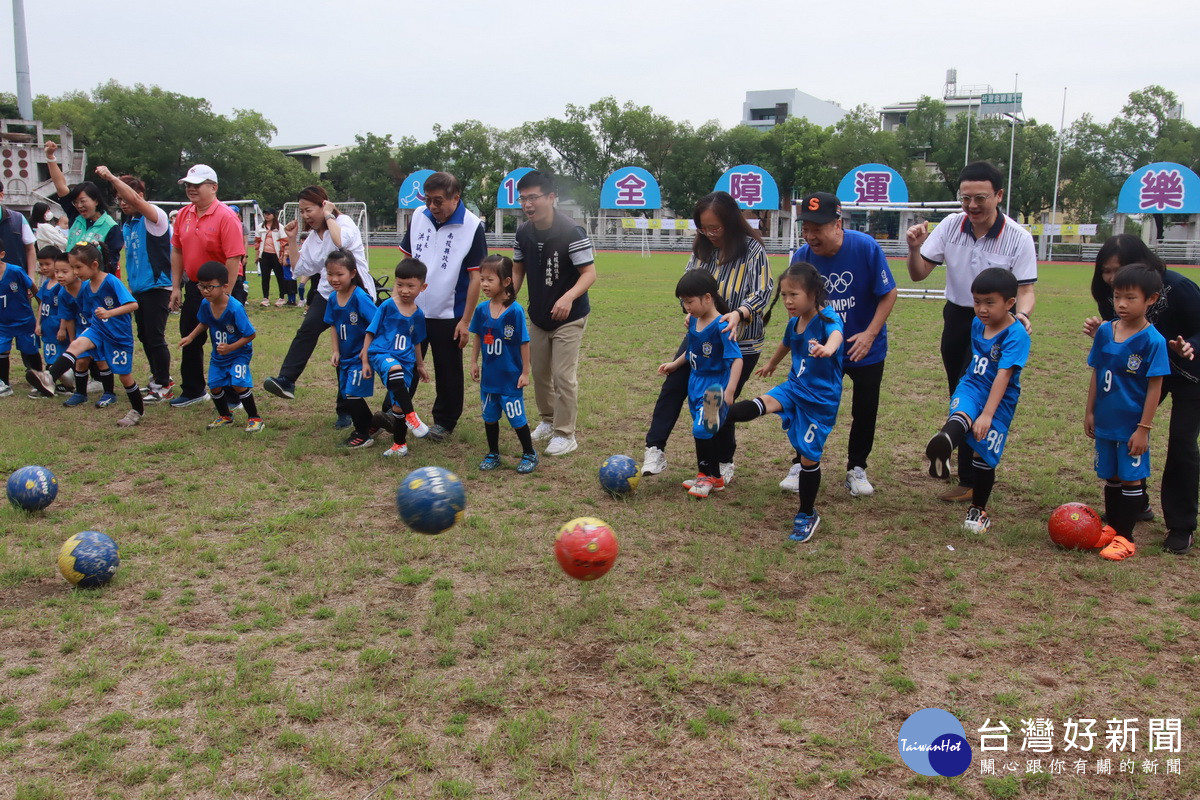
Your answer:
[13,0,33,119]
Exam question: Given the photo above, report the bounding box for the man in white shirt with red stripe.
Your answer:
[906,161,1037,502]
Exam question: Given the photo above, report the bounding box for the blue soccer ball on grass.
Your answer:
[599,455,640,497]
[7,465,58,511]
[58,531,120,588]
[396,466,466,534]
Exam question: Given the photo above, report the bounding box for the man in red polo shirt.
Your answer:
[169,164,246,408]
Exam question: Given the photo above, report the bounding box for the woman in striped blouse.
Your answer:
[642,191,774,485]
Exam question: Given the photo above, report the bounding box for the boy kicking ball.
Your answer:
[925,268,1030,533]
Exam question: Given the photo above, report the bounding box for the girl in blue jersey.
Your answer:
[29,243,145,427]
[729,262,844,542]
[363,257,431,457]
[324,249,378,448]
[660,270,743,498]
[469,255,537,474]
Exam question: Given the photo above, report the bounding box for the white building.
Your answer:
[742,89,847,131]
[879,70,997,132]
[274,144,351,175]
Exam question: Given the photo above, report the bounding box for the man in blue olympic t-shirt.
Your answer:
[788,192,897,498]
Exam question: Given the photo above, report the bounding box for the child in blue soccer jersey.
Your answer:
[0,244,48,398]
[29,243,144,426]
[660,270,743,498]
[925,267,1030,534]
[178,261,264,433]
[49,252,90,400]
[363,257,431,457]
[324,249,378,448]
[1086,264,1181,560]
[729,262,842,540]
[470,255,537,473]
[31,246,67,396]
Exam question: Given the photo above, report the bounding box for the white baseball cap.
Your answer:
[178,164,218,185]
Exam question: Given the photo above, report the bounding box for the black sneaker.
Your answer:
[263,376,295,400]
[925,432,952,480]
[342,433,374,449]
[426,423,450,443]
[1163,530,1194,555]
[1138,507,1155,523]
[371,409,398,433]
[333,413,353,430]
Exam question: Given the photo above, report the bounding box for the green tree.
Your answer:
[325,132,405,225]
[824,105,906,177]
[660,121,722,216]
[32,82,310,209]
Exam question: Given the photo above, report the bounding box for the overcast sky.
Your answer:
[3,0,1197,147]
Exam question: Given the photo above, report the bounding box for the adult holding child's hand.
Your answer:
[641,191,773,485]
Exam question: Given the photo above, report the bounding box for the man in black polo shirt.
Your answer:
[511,171,596,457]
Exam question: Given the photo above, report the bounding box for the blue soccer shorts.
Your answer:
[79,328,133,375]
[1094,437,1152,482]
[481,391,527,428]
[767,381,839,463]
[949,384,1018,469]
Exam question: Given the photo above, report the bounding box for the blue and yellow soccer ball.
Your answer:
[58,531,120,588]
[396,466,466,534]
[7,465,58,511]
[599,455,640,497]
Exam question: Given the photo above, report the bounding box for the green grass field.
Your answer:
[0,251,1197,799]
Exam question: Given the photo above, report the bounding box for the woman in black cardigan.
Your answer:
[1084,234,1199,554]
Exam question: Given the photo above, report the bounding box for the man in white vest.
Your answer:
[398,172,484,441]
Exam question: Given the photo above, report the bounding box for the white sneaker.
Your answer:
[642,446,667,476]
[845,467,875,497]
[720,462,734,485]
[116,410,142,428]
[780,463,801,492]
[531,421,554,441]
[0,380,12,397]
[87,379,103,394]
[544,435,578,456]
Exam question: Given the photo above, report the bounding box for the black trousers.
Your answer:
[1161,374,1200,534]
[941,302,977,488]
[645,336,759,463]
[421,317,464,432]
[278,292,329,385]
[134,288,171,387]
[179,281,206,398]
[260,252,285,299]
[844,359,886,471]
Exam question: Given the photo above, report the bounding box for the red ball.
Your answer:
[554,517,618,581]
[1048,503,1104,549]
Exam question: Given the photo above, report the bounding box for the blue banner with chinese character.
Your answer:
[496,167,536,210]
[714,165,779,210]
[397,169,436,210]
[600,167,661,210]
[836,163,909,205]
[1117,162,1200,214]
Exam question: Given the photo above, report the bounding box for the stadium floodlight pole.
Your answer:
[1047,87,1068,262]
[12,0,33,120]
[964,98,972,166]
[1005,74,1018,218]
